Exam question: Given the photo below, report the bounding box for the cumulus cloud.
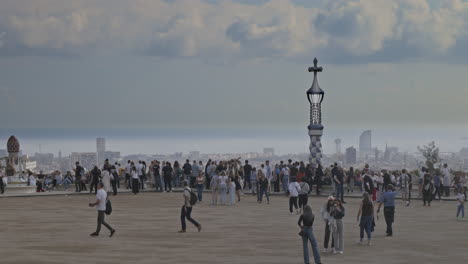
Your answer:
[0,0,467,63]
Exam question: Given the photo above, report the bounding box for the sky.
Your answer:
[1,0,468,142]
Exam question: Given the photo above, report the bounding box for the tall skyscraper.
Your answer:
[96,137,106,167]
[334,138,342,154]
[359,130,372,154]
[345,146,357,165]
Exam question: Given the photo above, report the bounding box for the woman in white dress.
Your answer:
[101,170,112,193]
[218,171,228,205]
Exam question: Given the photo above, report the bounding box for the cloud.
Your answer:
[0,0,467,63]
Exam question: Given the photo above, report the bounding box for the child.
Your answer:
[456,187,465,221]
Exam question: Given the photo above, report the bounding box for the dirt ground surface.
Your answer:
[1,192,466,264]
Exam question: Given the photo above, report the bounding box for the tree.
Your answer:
[417,141,440,172]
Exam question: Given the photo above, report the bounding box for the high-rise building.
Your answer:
[96,137,106,167]
[345,146,357,165]
[334,139,342,154]
[359,130,372,154]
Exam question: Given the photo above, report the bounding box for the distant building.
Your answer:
[263,148,275,157]
[345,146,357,165]
[96,137,106,166]
[334,139,342,154]
[189,151,200,160]
[460,148,468,158]
[104,151,121,163]
[71,152,97,170]
[33,153,54,166]
[359,130,372,154]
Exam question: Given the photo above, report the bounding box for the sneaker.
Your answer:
[339,251,343,254]
[110,229,116,237]
[197,224,202,232]
[178,230,186,233]
[90,232,99,237]
[322,248,328,253]
[332,249,337,254]
[357,240,363,245]
[367,240,372,246]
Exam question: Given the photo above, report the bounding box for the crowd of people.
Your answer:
[2,157,467,264]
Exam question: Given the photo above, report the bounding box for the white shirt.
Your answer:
[131,171,139,179]
[288,182,300,197]
[96,189,107,211]
[282,167,290,176]
[442,168,451,185]
[136,163,143,176]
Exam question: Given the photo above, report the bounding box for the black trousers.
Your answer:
[81,181,87,191]
[90,181,98,194]
[164,175,172,191]
[298,194,308,209]
[132,178,139,194]
[75,177,82,192]
[0,181,4,194]
[180,206,199,231]
[125,174,131,189]
[244,177,251,190]
[444,186,450,197]
[190,177,196,188]
[205,176,211,190]
[423,189,432,205]
[139,175,145,189]
[111,180,118,195]
[433,185,441,200]
[289,197,298,213]
[324,220,334,249]
[274,180,280,192]
[384,206,395,235]
[96,210,113,234]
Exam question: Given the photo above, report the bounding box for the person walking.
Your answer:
[422,171,433,206]
[179,181,202,233]
[218,171,228,205]
[288,178,300,215]
[162,162,174,192]
[228,174,236,205]
[298,180,310,212]
[131,166,139,195]
[356,192,374,245]
[210,171,219,205]
[456,187,465,220]
[258,172,270,204]
[243,160,253,190]
[110,166,119,195]
[273,164,280,193]
[400,170,411,206]
[330,199,345,254]
[377,184,398,236]
[74,162,84,192]
[442,164,451,197]
[433,172,442,201]
[298,205,322,264]
[89,182,115,237]
[320,196,335,253]
[0,170,5,194]
[101,170,112,193]
[89,166,101,194]
[191,160,199,188]
[196,171,205,202]
[347,167,354,193]
[315,165,323,196]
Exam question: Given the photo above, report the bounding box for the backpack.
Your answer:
[105,199,112,215]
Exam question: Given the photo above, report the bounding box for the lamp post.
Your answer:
[307,58,324,168]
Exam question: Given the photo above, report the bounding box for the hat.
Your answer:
[328,196,335,201]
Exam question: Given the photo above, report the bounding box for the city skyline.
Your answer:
[1,0,468,130]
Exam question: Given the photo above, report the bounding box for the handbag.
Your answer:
[298,229,306,237]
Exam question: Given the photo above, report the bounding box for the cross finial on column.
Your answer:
[308,57,323,74]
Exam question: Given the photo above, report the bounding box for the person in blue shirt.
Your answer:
[377,184,398,236]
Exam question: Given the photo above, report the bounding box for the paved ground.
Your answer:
[0,191,466,264]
